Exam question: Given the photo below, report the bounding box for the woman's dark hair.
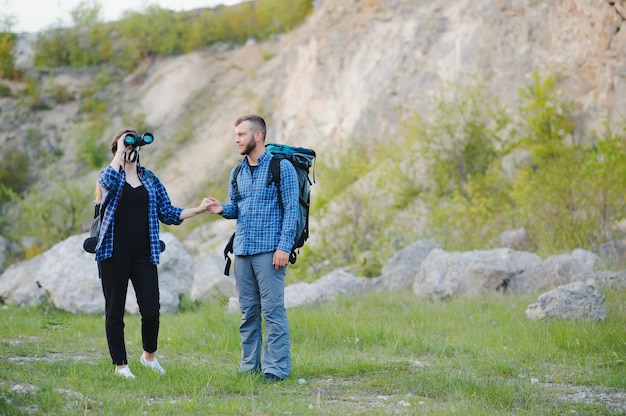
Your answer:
[111,128,136,155]
[96,128,137,203]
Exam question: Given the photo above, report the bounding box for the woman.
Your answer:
[94,128,210,378]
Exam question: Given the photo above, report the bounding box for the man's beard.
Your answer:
[241,140,256,155]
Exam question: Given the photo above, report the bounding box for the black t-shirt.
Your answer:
[115,182,149,240]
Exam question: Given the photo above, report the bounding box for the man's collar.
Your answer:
[245,150,271,166]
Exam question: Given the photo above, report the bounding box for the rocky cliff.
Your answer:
[2,0,625,215]
[98,0,626,202]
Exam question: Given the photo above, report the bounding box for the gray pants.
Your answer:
[234,252,291,379]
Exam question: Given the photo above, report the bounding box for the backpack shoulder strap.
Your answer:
[223,232,235,276]
[232,161,243,202]
[138,169,167,253]
[268,156,283,211]
[223,162,244,276]
[143,169,158,186]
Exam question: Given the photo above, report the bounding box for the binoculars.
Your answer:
[123,132,154,147]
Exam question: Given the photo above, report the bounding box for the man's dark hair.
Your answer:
[235,114,266,141]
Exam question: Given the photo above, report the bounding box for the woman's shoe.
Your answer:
[115,366,135,379]
[140,353,166,375]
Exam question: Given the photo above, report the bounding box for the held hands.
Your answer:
[180,197,212,220]
[204,195,287,269]
[199,197,211,212]
[206,197,224,214]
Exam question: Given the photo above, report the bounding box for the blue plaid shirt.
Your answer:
[95,165,183,265]
[221,151,298,256]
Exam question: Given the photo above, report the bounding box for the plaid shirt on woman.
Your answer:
[221,151,298,256]
[95,165,183,265]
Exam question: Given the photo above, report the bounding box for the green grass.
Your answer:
[1,289,625,415]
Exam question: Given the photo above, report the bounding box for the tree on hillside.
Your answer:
[0,2,17,79]
[254,0,313,37]
[511,74,626,251]
[67,0,109,66]
[33,0,108,67]
[115,5,183,63]
[182,10,216,52]
[30,0,314,71]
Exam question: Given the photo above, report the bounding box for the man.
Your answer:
[207,114,298,381]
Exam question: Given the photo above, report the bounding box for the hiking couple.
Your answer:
[92,114,297,381]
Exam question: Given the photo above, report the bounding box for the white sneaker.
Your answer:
[115,366,135,379]
[140,353,166,375]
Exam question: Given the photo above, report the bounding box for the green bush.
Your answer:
[405,80,515,250]
[33,1,110,68]
[504,74,626,254]
[51,83,72,104]
[0,82,10,96]
[0,146,30,200]
[76,119,110,169]
[414,73,626,255]
[292,136,417,280]
[296,73,626,281]
[0,31,17,79]
[0,185,18,235]
[78,82,109,117]
[33,29,72,67]
[20,74,44,110]
[3,180,93,258]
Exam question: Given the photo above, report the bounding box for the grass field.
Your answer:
[1,288,625,415]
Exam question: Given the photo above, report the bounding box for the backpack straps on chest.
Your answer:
[223,158,282,276]
[224,162,243,276]
[231,162,243,202]
[268,157,283,211]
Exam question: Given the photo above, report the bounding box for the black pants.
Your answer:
[98,241,160,366]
